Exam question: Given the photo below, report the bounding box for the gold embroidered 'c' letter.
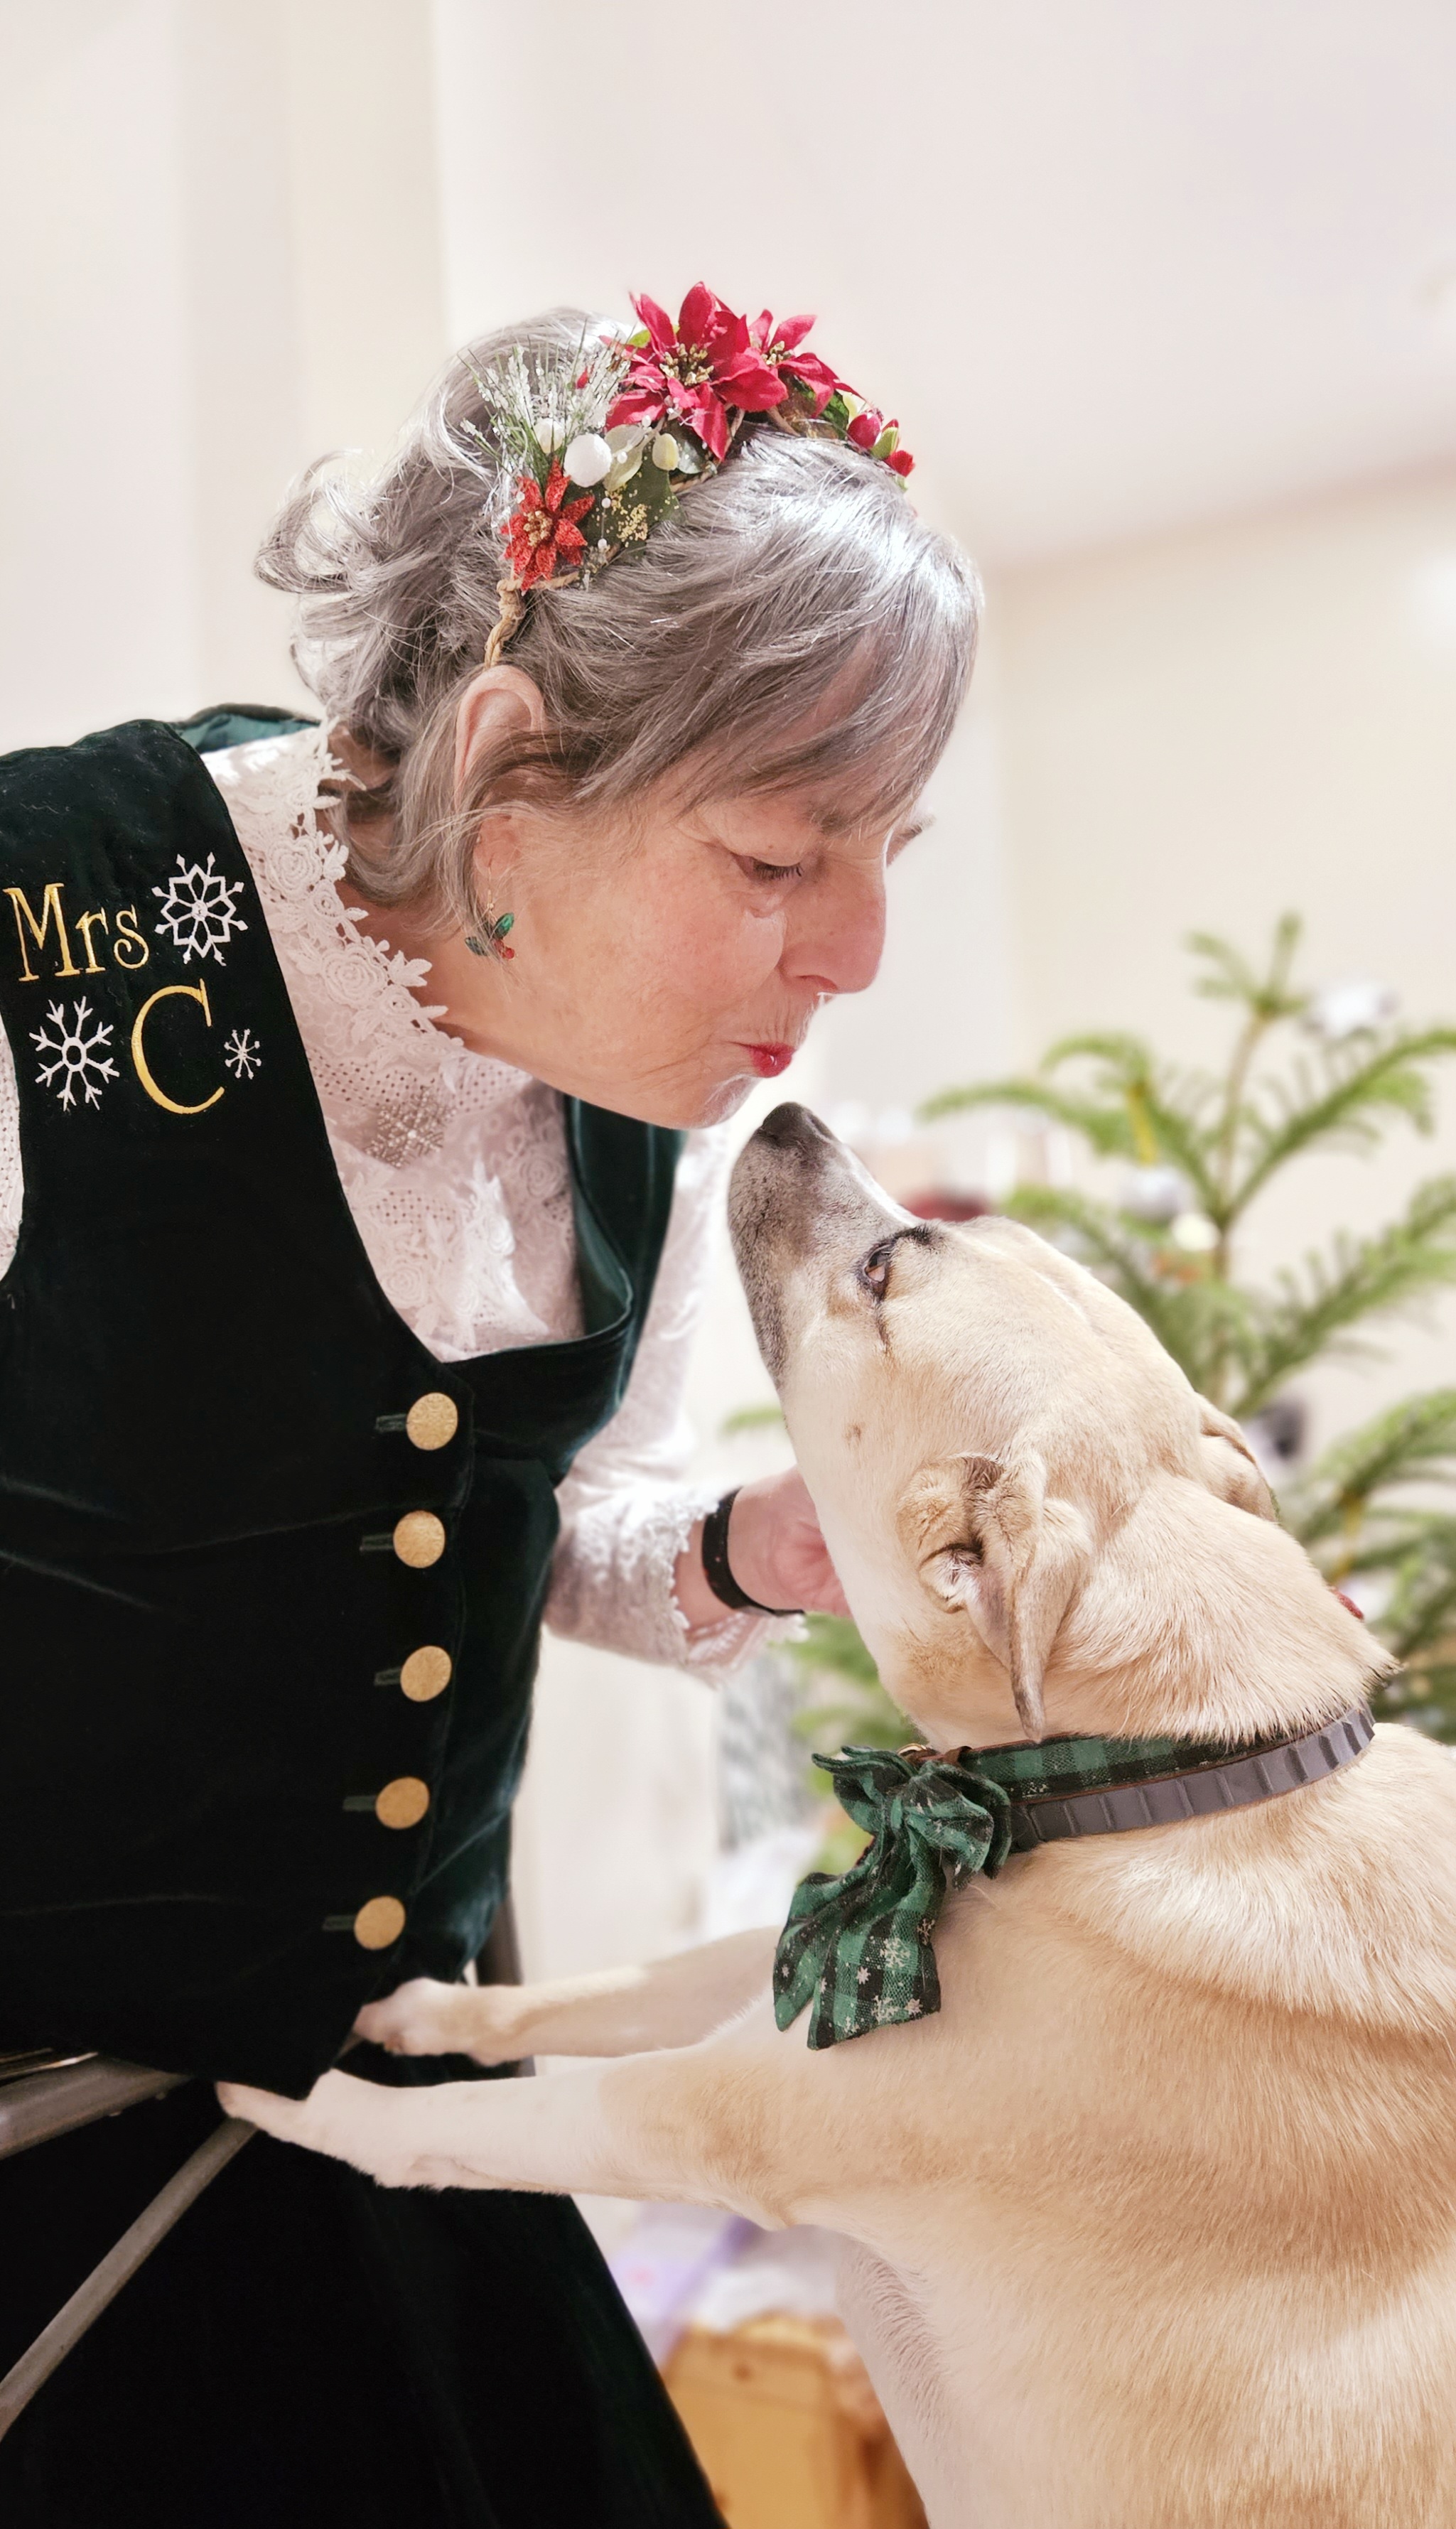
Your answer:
[131,980,225,1116]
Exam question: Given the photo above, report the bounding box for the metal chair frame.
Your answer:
[0,1899,528,2442]
[0,2057,252,2442]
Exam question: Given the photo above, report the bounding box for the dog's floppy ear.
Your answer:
[1193,1395,1276,1521]
[897,1452,1092,1740]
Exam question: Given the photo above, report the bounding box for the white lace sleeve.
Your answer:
[544,1128,777,1677]
[0,1015,20,1278]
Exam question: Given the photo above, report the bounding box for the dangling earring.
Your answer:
[465,878,516,963]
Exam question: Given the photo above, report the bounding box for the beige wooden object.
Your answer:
[664,2314,926,2529]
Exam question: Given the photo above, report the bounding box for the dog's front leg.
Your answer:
[355,1926,779,2065]
[222,2006,800,2223]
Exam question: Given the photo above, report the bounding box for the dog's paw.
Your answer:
[217,2069,414,2180]
[354,1976,467,2056]
[355,1977,524,2064]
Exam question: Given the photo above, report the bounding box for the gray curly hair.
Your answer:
[258,311,981,929]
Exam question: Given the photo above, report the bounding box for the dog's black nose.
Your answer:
[755,1103,836,1151]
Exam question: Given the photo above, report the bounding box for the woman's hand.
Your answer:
[675,1467,849,1631]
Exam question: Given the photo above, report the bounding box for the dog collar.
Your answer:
[773,1706,1374,2049]
[955,1703,1375,1850]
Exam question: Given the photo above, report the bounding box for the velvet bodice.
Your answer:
[0,718,680,2093]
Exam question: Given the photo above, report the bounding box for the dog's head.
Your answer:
[730,1104,1379,1747]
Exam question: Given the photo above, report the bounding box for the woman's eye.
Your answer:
[747,859,804,884]
[859,1241,896,1299]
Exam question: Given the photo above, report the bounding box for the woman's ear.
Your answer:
[453,666,546,798]
[898,1452,1092,1740]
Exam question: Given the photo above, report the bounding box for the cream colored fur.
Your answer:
[225,1110,1456,2527]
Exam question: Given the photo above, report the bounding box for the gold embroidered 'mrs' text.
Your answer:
[8,884,152,983]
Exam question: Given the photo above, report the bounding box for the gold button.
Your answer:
[353,1896,406,1951]
[400,1645,452,1703]
[375,1776,430,1831]
[392,1511,446,1569]
[406,1392,459,1452]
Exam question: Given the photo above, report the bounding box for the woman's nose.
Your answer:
[785,864,886,1001]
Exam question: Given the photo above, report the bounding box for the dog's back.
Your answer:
[846,1725,1456,2527]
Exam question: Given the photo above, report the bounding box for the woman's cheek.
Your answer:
[699,900,786,999]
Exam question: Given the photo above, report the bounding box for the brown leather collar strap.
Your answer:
[1004,1704,1374,1851]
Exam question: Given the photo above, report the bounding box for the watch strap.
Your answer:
[701,1488,803,1619]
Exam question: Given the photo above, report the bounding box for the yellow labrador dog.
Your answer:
[227,1105,1456,2528]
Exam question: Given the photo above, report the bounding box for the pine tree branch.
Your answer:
[926,1041,1223,1209]
[1284,1389,1456,1548]
[1036,1035,1222,1200]
[1189,915,1306,1019]
[917,1077,1136,1155]
[1229,1031,1456,1216]
[719,1403,785,1435]
[1195,918,1307,1222]
[1372,1517,1456,1663]
[787,1617,908,1752]
[1037,1030,1155,1072]
[1225,1177,1456,1419]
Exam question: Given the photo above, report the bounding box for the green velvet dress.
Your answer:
[0,715,723,2525]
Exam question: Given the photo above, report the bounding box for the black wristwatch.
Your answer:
[701,1487,804,1618]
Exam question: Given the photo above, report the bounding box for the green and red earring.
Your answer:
[466,882,515,963]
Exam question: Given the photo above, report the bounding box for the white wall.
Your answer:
[0,0,446,752]
[992,461,1456,1448]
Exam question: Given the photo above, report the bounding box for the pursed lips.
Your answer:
[742,1043,795,1077]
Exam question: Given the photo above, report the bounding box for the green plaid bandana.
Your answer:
[775,1726,1276,2049]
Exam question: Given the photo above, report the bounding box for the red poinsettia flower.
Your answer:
[846,405,915,478]
[747,310,851,416]
[502,463,595,590]
[607,285,787,462]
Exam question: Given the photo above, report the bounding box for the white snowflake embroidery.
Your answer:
[905,1997,924,2017]
[224,1028,261,1081]
[856,1965,871,1985]
[872,1996,897,2024]
[31,998,118,1110]
[153,853,248,965]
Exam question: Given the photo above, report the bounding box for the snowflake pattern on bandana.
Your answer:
[153,853,249,965]
[31,998,119,1111]
[773,1747,1013,2051]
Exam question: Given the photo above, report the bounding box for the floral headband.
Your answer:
[474,284,915,668]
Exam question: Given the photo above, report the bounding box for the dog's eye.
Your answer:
[859,1239,897,1300]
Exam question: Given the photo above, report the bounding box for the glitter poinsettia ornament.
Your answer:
[607,285,790,460]
[502,461,595,589]
[748,309,851,416]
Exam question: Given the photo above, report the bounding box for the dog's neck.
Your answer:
[890,1474,1388,1754]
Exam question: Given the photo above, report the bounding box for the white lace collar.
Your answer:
[207,726,582,1364]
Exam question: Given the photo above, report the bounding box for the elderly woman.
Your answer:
[0,294,977,2525]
